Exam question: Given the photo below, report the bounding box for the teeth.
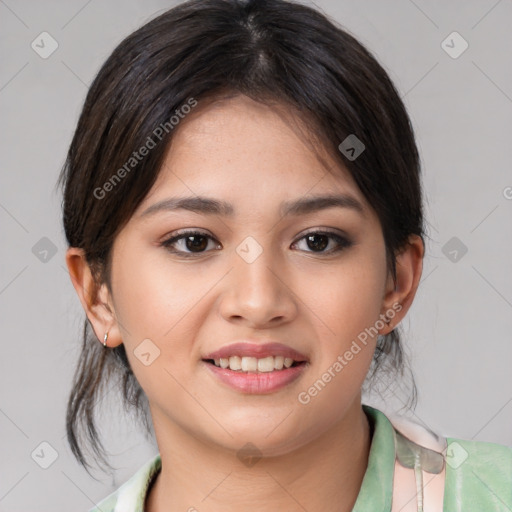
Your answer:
[241,356,258,372]
[210,355,302,372]
[229,356,242,370]
[257,356,274,372]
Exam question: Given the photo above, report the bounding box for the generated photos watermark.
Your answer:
[297,302,402,405]
[93,97,198,200]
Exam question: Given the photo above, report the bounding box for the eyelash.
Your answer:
[160,229,353,258]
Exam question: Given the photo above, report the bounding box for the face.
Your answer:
[107,95,392,456]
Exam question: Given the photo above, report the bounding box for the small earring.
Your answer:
[103,331,108,348]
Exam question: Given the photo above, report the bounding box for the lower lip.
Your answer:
[203,361,308,394]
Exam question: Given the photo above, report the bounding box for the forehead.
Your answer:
[139,94,368,212]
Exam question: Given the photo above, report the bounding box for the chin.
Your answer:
[214,417,315,456]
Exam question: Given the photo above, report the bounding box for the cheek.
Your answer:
[110,248,203,398]
[304,254,387,347]
[298,249,386,413]
[110,245,219,393]
[112,247,204,338]
[296,263,384,422]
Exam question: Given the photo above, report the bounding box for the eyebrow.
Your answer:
[139,193,366,219]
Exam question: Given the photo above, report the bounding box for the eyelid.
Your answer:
[161,227,213,241]
[297,226,350,240]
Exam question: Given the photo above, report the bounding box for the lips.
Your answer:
[202,341,309,394]
[202,341,309,362]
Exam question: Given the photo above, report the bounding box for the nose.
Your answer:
[217,240,298,328]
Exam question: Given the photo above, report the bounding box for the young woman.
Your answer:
[58,0,512,510]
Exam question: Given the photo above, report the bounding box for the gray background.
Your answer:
[1,0,511,510]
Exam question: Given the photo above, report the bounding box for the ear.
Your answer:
[378,234,424,335]
[65,247,123,348]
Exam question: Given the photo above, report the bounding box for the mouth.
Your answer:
[202,356,307,373]
[201,341,309,394]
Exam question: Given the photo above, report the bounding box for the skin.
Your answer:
[66,95,424,512]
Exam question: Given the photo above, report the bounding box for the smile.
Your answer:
[206,355,301,372]
[201,340,309,393]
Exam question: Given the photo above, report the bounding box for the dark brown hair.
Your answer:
[57,0,425,477]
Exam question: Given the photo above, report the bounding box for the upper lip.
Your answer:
[203,341,309,362]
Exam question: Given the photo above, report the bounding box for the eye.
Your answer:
[161,229,352,257]
[161,230,221,257]
[292,230,352,254]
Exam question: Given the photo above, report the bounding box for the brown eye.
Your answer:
[182,234,209,252]
[293,231,352,254]
[305,233,329,252]
[161,230,220,256]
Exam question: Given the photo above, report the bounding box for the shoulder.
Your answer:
[87,453,161,512]
[373,405,512,511]
[443,436,512,510]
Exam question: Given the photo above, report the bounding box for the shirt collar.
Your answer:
[113,452,161,512]
[351,404,395,512]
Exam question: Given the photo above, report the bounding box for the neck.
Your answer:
[146,400,371,512]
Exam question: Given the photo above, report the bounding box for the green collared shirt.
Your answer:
[89,405,512,512]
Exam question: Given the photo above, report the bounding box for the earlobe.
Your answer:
[380,234,424,335]
[65,247,123,348]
